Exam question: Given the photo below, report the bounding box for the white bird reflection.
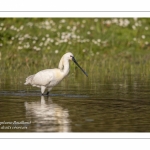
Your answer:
[24,96,71,132]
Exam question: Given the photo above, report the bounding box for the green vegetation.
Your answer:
[0,18,150,86]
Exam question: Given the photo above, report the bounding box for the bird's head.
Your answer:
[64,52,88,77]
[64,52,74,61]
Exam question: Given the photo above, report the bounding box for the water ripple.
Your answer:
[0,91,89,98]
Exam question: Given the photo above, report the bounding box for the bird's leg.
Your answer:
[41,86,46,95]
[46,91,49,95]
[46,87,52,95]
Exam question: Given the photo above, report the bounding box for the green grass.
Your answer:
[0,18,150,84]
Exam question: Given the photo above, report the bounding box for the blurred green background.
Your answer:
[0,18,150,84]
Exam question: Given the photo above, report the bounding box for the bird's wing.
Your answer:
[31,69,54,86]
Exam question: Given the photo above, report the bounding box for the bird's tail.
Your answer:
[24,75,34,85]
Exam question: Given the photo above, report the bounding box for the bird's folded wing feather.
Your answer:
[31,69,54,86]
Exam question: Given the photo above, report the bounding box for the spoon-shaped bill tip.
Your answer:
[72,57,88,77]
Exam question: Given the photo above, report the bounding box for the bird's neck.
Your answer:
[58,56,70,77]
[63,60,70,76]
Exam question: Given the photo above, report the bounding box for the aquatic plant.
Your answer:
[0,18,150,89]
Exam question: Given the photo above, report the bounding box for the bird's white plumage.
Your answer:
[24,52,73,94]
[24,52,87,95]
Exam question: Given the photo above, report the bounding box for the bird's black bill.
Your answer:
[72,57,88,77]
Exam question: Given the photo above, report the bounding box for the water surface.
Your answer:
[0,75,150,132]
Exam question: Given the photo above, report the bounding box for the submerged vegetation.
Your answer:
[0,18,150,88]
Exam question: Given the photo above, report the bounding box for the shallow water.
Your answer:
[1,75,150,132]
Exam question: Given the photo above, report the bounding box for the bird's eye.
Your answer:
[70,55,73,57]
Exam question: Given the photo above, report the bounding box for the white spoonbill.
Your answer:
[24,52,88,95]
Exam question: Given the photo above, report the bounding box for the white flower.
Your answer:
[55,50,59,54]
[132,25,136,30]
[19,37,24,41]
[36,47,41,51]
[94,19,98,22]
[50,39,54,43]
[123,19,130,27]
[46,34,49,37]
[133,38,137,41]
[141,35,145,39]
[18,46,22,50]
[55,42,59,45]
[63,39,67,42]
[133,18,138,21]
[105,20,111,25]
[97,39,101,43]
[87,31,91,35]
[33,46,40,51]
[10,25,15,30]
[77,36,80,39]
[24,34,31,39]
[42,37,45,41]
[111,18,118,24]
[39,42,43,47]
[60,19,66,23]
[90,26,94,30]
[67,26,71,30]
[82,49,86,53]
[135,22,139,26]
[20,25,24,30]
[0,23,4,26]
[72,26,76,31]
[82,20,86,23]
[81,24,84,28]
